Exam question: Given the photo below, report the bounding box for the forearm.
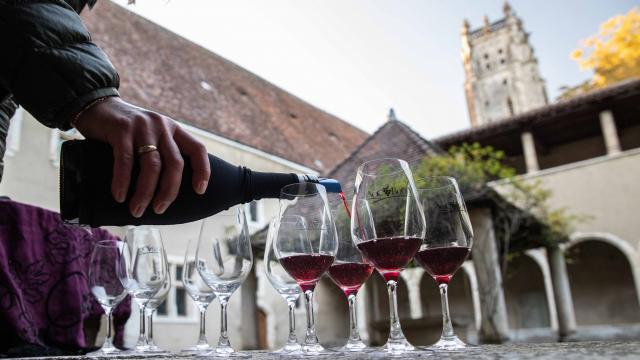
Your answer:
[0,0,119,130]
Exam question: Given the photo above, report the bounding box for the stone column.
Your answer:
[547,245,577,341]
[470,207,510,343]
[599,110,622,155]
[240,265,260,349]
[521,131,539,173]
[400,267,425,319]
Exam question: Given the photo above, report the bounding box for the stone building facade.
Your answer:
[462,2,548,127]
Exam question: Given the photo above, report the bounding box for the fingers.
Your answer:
[111,138,134,203]
[174,126,210,194]
[152,133,184,214]
[129,134,162,218]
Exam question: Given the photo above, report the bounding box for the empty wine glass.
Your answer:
[86,240,128,357]
[351,158,425,357]
[413,177,473,351]
[119,226,168,353]
[182,236,216,354]
[197,206,253,358]
[276,183,338,356]
[264,218,302,355]
[327,196,373,352]
[143,250,171,355]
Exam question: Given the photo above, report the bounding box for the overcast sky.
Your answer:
[111,0,636,139]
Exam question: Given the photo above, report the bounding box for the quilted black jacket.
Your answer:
[0,0,119,181]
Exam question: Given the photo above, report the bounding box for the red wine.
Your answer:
[356,237,422,282]
[280,254,335,292]
[328,262,373,297]
[338,191,351,218]
[414,246,470,285]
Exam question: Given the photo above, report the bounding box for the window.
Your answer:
[484,53,489,59]
[507,97,514,116]
[503,79,508,85]
[156,259,196,322]
[498,48,503,54]
[500,58,505,64]
[245,200,263,226]
[486,63,491,70]
[485,100,490,107]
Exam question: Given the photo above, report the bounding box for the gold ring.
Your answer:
[137,144,158,156]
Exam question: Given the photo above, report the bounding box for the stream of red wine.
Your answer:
[338,191,351,218]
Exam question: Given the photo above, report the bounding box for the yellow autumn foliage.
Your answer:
[571,7,640,88]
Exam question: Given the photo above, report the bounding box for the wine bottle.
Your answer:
[60,140,341,227]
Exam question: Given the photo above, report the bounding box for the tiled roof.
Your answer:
[81,1,368,172]
[327,119,442,195]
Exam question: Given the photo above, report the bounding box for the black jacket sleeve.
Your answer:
[0,0,119,130]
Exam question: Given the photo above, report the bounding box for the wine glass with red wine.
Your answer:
[413,176,473,351]
[276,183,338,356]
[351,158,426,357]
[327,196,373,352]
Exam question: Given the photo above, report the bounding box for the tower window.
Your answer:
[500,59,505,64]
[503,79,508,85]
[485,100,490,107]
[507,97,514,116]
[486,64,491,70]
[484,53,489,59]
[498,48,503,54]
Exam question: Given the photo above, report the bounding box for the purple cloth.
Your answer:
[0,199,131,352]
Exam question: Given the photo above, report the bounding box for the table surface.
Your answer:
[17,341,640,359]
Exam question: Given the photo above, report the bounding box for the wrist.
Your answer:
[71,95,119,130]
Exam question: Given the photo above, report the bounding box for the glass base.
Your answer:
[367,338,417,358]
[270,342,303,355]
[340,339,369,352]
[86,346,122,357]
[298,343,341,357]
[181,343,215,354]
[139,344,170,355]
[197,346,251,358]
[424,335,468,352]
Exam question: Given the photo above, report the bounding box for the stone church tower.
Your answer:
[462,2,548,127]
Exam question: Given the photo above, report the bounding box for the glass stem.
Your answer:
[218,297,231,348]
[347,294,361,343]
[286,298,298,345]
[102,307,115,350]
[387,280,406,341]
[303,289,319,345]
[146,310,155,345]
[137,305,146,345]
[197,305,208,345]
[439,283,455,339]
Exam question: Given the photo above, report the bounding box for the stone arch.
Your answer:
[504,253,551,329]
[568,232,640,308]
[565,234,640,326]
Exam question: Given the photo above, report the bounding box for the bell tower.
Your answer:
[462,2,548,127]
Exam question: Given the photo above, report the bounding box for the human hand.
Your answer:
[73,97,211,217]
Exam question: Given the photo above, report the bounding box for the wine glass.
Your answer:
[181,237,216,354]
[196,206,253,358]
[327,196,373,352]
[86,240,128,357]
[142,250,171,355]
[350,158,425,357]
[275,183,338,356]
[413,177,473,351]
[119,226,168,353]
[264,219,302,355]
